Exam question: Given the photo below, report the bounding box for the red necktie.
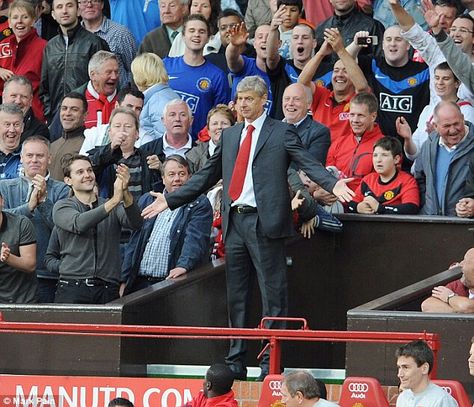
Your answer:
[228,124,255,201]
[98,93,112,124]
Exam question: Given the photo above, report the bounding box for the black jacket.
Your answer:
[21,108,49,143]
[315,6,385,64]
[88,143,161,199]
[40,24,109,121]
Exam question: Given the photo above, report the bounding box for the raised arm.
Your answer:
[225,22,248,73]
[298,40,332,92]
[266,5,285,70]
[422,0,474,94]
[326,28,369,93]
[396,116,419,160]
[388,0,416,32]
[391,0,444,68]
[346,31,370,58]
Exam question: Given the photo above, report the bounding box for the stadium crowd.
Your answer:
[0,0,472,387]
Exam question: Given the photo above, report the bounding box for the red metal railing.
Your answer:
[0,313,440,377]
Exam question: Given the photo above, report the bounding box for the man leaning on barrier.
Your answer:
[421,248,474,313]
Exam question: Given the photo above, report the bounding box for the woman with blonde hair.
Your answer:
[131,52,179,145]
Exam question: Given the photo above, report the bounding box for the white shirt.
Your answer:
[208,139,218,157]
[231,112,267,207]
[162,134,193,157]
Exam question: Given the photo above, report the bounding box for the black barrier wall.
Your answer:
[346,268,474,400]
[0,215,471,378]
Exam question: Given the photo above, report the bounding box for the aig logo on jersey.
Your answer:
[196,77,211,93]
[175,91,199,113]
[379,92,412,114]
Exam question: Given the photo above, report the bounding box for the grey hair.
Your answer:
[21,135,50,154]
[0,103,24,118]
[109,107,139,131]
[88,51,118,76]
[283,370,321,399]
[162,99,193,119]
[4,75,33,95]
[236,76,268,97]
[433,100,463,122]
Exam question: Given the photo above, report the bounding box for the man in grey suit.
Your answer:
[142,76,354,381]
[138,0,189,58]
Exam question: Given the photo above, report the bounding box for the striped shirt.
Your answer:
[139,208,179,278]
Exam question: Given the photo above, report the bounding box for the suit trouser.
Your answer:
[224,210,288,372]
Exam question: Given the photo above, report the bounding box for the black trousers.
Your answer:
[224,211,288,373]
[37,278,58,303]
[54,279,119,304]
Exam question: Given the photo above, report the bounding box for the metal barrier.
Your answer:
[0,313,440,377]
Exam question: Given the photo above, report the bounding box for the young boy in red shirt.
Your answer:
[348,137,420,214]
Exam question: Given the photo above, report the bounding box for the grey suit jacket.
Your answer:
[138,25,172,58]
[296,115,331,165]
[166,116,338,239]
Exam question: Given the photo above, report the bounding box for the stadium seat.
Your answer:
[258,374,283,407]
[432,379,472,407]
[339,376,390,407]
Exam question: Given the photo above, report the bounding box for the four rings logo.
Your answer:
[269,381,281,391]
[348,383,369,393]
[268,381,282,396]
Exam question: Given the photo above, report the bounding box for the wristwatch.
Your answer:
[447,293,457,304]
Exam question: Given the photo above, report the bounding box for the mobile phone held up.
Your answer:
[356,36,379,46]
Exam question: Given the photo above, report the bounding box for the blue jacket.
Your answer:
[0,150,22,180]
[140,83,180,141]
[0,176,70,278]
[122,192,213,290]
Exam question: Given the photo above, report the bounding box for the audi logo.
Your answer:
[441,386,452,394]
[348,383,369,392]
[268,381,282,390]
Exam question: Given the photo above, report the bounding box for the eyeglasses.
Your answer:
[79,0,102,5]
[449,27,473,34]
